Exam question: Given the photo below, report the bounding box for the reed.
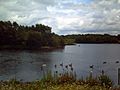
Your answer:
[0,63,118,90]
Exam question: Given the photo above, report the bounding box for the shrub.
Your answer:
[98,74,113,88]
[85,76,99,86]
[57,72,76,84]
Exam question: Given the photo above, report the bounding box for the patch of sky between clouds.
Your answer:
[75,0,93,4]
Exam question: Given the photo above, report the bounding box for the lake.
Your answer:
[0,44,120,85]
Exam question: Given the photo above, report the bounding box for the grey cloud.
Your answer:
[0,0,120,34]
[33,0,57,5]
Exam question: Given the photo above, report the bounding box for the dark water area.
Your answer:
[0,44,120,85]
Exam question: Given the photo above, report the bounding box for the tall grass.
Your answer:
[0,63,119,90]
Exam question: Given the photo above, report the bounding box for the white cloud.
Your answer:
[0,0,120,34]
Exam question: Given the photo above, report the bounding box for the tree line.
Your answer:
[0,21,64,49]
[62,34,120,44]
[0,21,120,50]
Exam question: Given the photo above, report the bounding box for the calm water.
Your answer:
[0,44,120,84]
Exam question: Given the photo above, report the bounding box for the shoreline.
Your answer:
[0,46,65,51]
[0,43,120,50]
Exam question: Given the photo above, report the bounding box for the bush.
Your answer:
[98,74,113,88]
[85,76,99,86]
[57,73,76,84]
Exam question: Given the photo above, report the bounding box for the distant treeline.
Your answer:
[0,21,120,50]
[62,34,120,44]
[0,21,64,49]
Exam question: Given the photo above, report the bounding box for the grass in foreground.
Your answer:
[0,72,118,90]
[0,80,119,90]
[0,63,119,90]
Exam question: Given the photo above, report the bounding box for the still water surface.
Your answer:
[0,44,120,84]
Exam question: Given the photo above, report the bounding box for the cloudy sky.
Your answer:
[0,0,120,35]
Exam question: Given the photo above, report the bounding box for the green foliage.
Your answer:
[26,31,42,48]
[0,20,119,49]
[0,21,64,49]
[62,34,120,44]
[50,34,64,47]
[75,34,119,43]
[62,35,76,45]
[35,24,51,33]
[98,74,113,88]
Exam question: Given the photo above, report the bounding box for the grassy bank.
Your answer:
[0,81,110,90]
[0,63,119,90]
[0,79,119,90]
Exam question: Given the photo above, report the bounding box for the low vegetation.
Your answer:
[62,34,120,44]
[0,63,119,90]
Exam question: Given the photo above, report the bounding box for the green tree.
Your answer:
[26,31,42,49]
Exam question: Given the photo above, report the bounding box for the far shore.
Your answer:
[0,45,65,51]
[0,43,120,51]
